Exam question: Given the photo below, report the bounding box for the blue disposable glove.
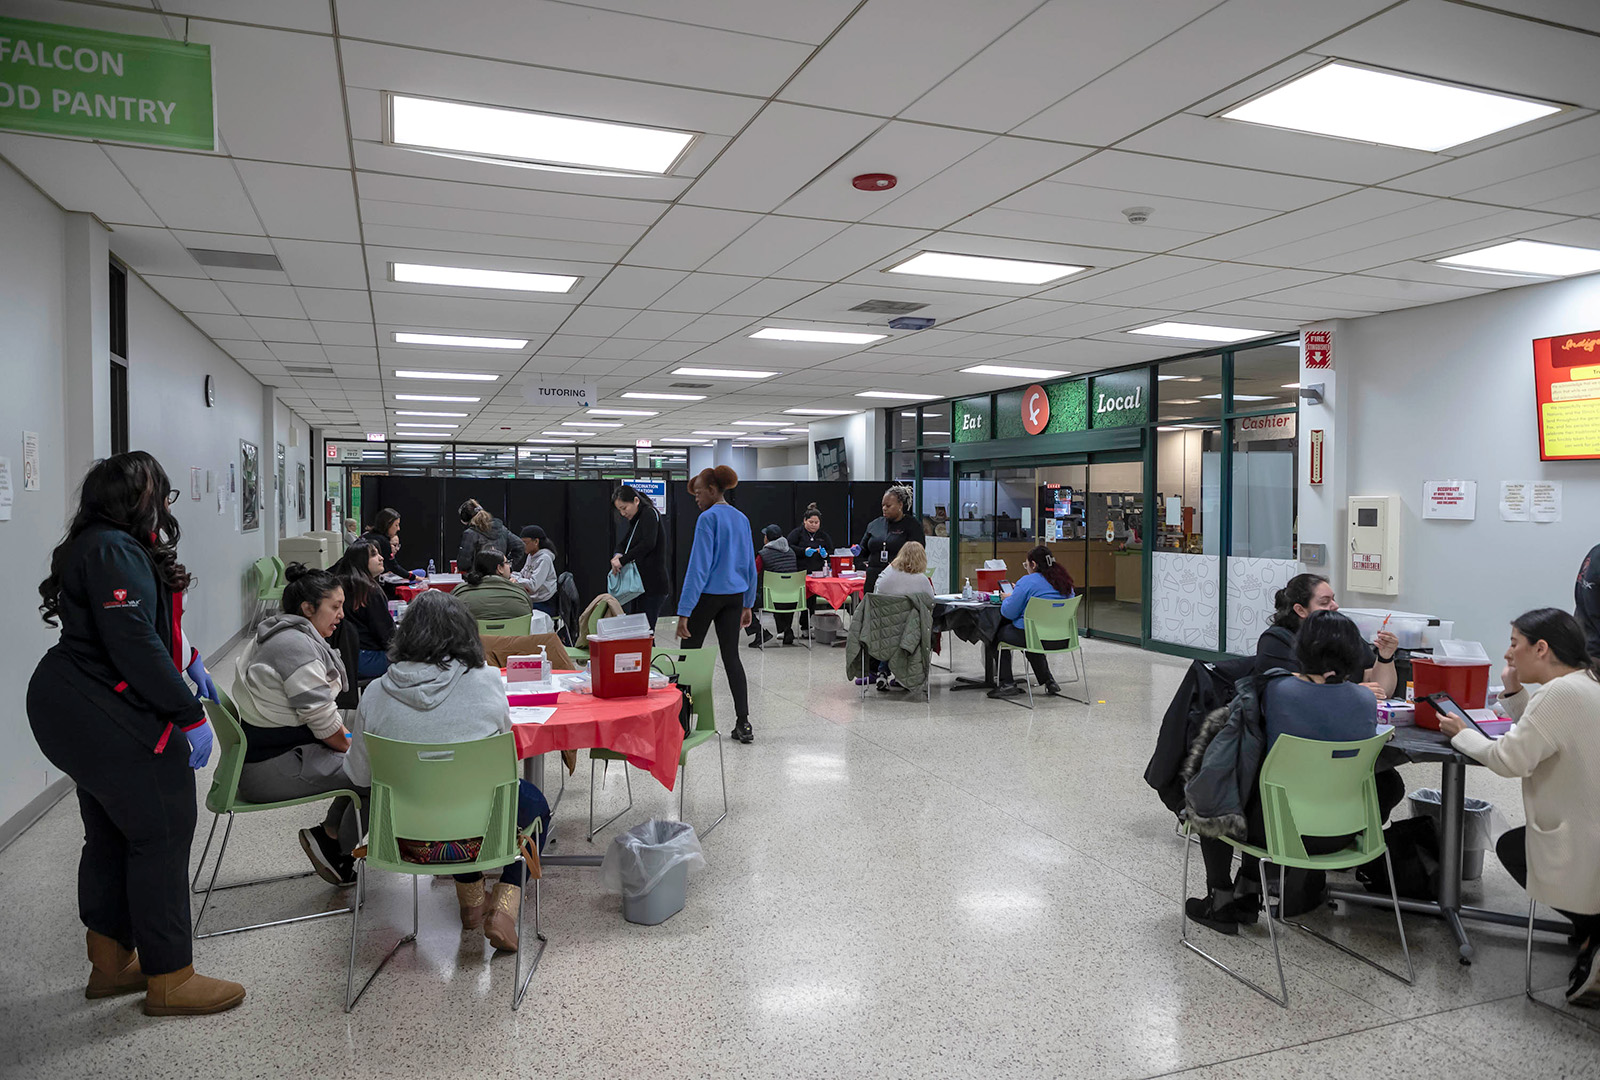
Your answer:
[850,544,862,556]
[805,547,820,558]
[186,655,218,703]
[183,719,215,770]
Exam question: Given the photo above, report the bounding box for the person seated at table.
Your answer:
[331,539,394,679]
[987,545,1074,700]
[1256,573,1398,698]
[344,590,551,953]
[232,565,366,887]
[456,499,524,573]
[748,524,799,648]
[454,549,536,625]
[1437,608,1600,1007]
[1187,611,1389,935]
[859,542,938,691]
[513,526,560,620]
[361,507,421,584]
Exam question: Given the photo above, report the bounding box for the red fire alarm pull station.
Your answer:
[851,173,897,191]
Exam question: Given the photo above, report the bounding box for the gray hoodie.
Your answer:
[234,614,348,738]
[344,659,510,787]
[758,535,798,574]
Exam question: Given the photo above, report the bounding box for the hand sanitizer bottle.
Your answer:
[427,558,436,576]
[962,577,973,600]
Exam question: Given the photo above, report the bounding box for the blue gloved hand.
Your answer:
[805,547,820,558]
[850,544,862,556]
[186,655,218,703]
[183,719,215,770]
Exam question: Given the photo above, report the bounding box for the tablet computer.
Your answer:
[1425,692,1499,738]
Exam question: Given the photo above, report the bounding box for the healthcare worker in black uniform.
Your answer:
[27,451,245,1016]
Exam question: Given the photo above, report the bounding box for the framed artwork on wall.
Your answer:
[240,440,259,532]
[276,442,287,534]
[297,462,307,520]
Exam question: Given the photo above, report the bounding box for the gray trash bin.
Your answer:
[1408,788,1494,880]
[600,819,706,925]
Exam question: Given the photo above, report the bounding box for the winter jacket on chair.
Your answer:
[1146,655,1257,813]
[845,592,933,691]
[1180,670,1290,839]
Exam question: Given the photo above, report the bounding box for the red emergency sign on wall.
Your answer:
[1309,429,1325,485]
[1304,330,1332,369]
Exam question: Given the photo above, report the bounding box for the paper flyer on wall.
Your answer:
[22,431,39,491]
[0,457,13,521]
[1531,481,1561,522]
[1499,481,1529,521]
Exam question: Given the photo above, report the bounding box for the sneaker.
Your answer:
[747,630,775,649]
[986,682,1025,699]
[732,720,753,744]
[299,826,355,887]
[885,677,907,691]
[853,676,874,686]
[875,673,889,691]
[1043,681,1064,697]
[1185,895,1241,936]
[1568,942,1600,1008]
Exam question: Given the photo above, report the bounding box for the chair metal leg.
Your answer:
[548,757,566,817]
[345,865,419,1013]
[1284,846,1413,986]
[1179,833,1289,1007]
[191,811,341,939]
[1524,899,1600,1030]
[587,757,635,841]
[511,856,546,1011]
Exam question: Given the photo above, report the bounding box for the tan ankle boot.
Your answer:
[85,930,146,999]
[483,883,521,952]
[455,879,491,930]
[143,965,245,1016]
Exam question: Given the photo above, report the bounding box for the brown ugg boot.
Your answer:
[85,930,146,999]
[143,965,245,1016]
[455,879,491,930]
[483,882,521,952]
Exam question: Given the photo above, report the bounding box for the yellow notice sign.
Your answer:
[1540,400,1600,458]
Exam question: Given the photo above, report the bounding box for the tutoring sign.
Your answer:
[0,17,215,150]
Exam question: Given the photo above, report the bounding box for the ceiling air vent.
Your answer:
[669,382,712,389]
[283,365,336,376]
[849,299,927,315]
[187,247,283,272]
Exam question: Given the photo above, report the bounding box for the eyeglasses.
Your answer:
[166,488,181,505]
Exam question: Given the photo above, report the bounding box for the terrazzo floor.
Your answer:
[2,632,1597,1078]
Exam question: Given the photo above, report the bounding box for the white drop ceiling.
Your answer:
[3,0,1599,445]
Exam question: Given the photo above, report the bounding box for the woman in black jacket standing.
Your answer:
[611,485,671,630]
[27,452,245,1016]
[854,486,925,593]
[788,503,834,574]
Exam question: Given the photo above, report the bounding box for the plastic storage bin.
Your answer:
[1408,788,1494,880]
[1411,655,1491,729]
[1341,608,1453,651]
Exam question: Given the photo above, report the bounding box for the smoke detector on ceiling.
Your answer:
[851,173,897,191]
[1122,206,1154,225]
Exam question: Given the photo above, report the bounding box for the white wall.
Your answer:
[0,161,72,826]
[756,444,808,479]
[0,157,316,831]
[1310,274,1600,647]
[806,410,882,481]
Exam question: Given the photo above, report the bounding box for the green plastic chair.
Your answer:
[757,571,810,649]
[477,614,533,637]
[587,646,726,840]
[346,732,545,1013]
[190,692,363,939]
[270,555,287,589]
[1180,731,1413,1007]
[566,604,608,666]
[995,595,1088,707]
[252,556,284,617]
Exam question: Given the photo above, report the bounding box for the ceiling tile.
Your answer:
[236,162,360,242]
[777,223,930,281]
[711,277,828,317]
[776,122,994,223]
[583,267,689,309]
[622,206,761,272]
[249,316,320,342]
[683,104,885,214]
[864,136,1094,230]
[103,147,263,234]
[296,288,372,322]
[159,0,332,32]
[650,273,760,314]
[553,0,859,43]
[272,239,369,289]
[700,216,847,277]
[1173,188,1433,262]
[218,282,305,319]
[314,321,378,346]
[0,134,160,225]
[142,275,236,314]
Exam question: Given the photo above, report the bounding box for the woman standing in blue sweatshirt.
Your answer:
[989,545,1076,699]
[676,466,758,743]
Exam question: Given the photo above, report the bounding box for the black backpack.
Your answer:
[1355,816,1441,900]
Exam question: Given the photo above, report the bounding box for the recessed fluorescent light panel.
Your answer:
[394,370,501,381]
[1220,61,1562,152]
[671,367,777,379]
[856,390,938,401]
[543,430,593,437]
[1128,323,1273,343]
[733,421,780,427]
[693,431,744,437]
[585,408,657,417]
[391,262,578,293]
[393,333,527,350]
[750,328,885,345]
[659,438,712,444]
[738,435,788,441]
[395,422,458,428]
[1201,394,1274,402]
[394,411,467,417]
[1434,240,1600,278]
[561,421,622,428]
[779,427,809,434]
[783,408,857,416]
[389,94,695,174]
[395,394,480,403]
[960,364,1070,379]
[525,438,573,444]
[621,392,706,401]
[886,251,1086,285]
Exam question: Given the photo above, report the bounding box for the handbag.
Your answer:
[653,654,695,737]
[606,518,646,605]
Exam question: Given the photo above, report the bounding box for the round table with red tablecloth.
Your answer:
[806,574,866,610]
[395,574,463,602]
[513,682,684,791]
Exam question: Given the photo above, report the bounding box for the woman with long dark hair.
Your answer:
[456,499,524,573]
[677,466,758,743]
[514,525,560,620]
[27,451,245,1016]
[611,485,671,630]
[988,544,1075,699]
[1256,572,1399,697]
[361,507,418,583]
[331,538,395,677]
[1437,608,1600,1006]
[454,548,535,623]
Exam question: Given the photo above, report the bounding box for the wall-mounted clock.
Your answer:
[204,374,216,407]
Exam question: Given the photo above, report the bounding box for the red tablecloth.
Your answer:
[513,685,685,790]
[807,575,865,610]
[395,579,460,602]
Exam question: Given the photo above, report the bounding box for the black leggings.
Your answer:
[1497,827,1600,946]
[990,622,1053,685]
[683,592,750,722]
[1199,767,1407,891]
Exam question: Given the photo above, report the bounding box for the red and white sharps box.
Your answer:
[588,614,653,698]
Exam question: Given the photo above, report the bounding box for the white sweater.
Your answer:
[873,567,934,598]
[1451,669,1600,915]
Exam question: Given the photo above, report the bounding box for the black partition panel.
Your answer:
[849,481,886,548]
[670,485,696,603]
[728,482,796,550]
[362,475,445,572]
[792,482,849,548]
[565,480,619,607]
[504,481,570,576]
[442,477,510,552]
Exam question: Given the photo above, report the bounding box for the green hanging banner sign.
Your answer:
[0,16,215,150]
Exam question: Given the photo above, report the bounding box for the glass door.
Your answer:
[953,463,997,589]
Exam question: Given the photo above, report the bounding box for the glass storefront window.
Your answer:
[890,450,915,484]
[454,444,517,477]
[517,447,575,478]
[387,442,447,476]
[892,409,918,451]
[1226,411,1300,654]
[1231,342,1300,413]
[1152,424,1221,650]
[919,401,952,445]
[1157,355,1222,422]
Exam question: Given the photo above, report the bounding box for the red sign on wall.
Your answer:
[1532,329,1600,461]
[1304,330,1332,369]
[1021,384,1050,435]
[1309,429,1325,485]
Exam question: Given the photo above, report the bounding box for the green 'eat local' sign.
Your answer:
[0,16,214,150]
